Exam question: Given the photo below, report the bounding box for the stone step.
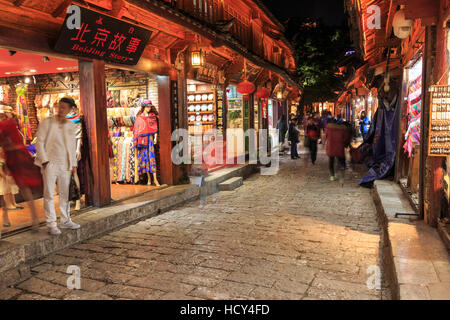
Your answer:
[218,177,243,191]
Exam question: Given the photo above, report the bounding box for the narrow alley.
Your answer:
[2,148,387,300]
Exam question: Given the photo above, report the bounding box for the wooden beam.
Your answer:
[78,59,111,207]
[157,75,175,185]
[52,0,72,18]
[13,0,26,6]
[110,0,125,17]
[125,0,300,89]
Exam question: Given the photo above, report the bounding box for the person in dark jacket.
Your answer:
[305,117,320,164]
[288,118,300,159]
[325,118,351,183]
[276,114,288,152]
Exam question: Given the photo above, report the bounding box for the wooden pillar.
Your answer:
[421,26,441,226]
[78,59,111,207]
[157,75,175,185]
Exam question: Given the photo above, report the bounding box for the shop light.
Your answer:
[29,69,36,73]
[368,96,373,103]
[56,67,64,71]
[277,91,283,100]
[4,72,11,75]
[191,50,204,67]
[24,77,30,84]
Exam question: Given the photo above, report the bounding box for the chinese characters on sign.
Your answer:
[54,5,151,65]
[429,85,450,156]
[216,90,224,133]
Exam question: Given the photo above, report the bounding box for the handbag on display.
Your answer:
[69,174,80,201]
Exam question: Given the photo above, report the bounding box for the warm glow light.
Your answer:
[29,69,36,73]
[24,77,30,84]
[57,67,64,70]
[191,50,203,67]
[277,91,283,99]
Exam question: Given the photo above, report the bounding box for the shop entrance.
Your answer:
[0,49,166,236]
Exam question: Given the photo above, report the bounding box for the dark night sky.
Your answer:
[261,0,346,26]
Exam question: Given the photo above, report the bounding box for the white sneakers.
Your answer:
[48,227,62,235]
[48,221,80,235]
[60,221,81,230]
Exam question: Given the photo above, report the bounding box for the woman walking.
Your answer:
[325,117,351,185]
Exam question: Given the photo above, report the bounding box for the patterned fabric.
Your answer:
[129,140,135,182]
[111,137,119,182]
[137,137,156,174]
[120,138,127,182]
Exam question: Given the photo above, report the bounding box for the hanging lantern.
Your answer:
[237,80,256,95]
[256,87,270,99]
[392,9,413,39]
[277,91,283,100]
[191,49,204,67]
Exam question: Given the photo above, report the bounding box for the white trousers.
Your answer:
[42,163,71,228]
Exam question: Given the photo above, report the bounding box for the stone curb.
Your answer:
[372,182,400,300]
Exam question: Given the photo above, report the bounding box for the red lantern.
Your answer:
[237,80,256,95]
[256,87,270,99]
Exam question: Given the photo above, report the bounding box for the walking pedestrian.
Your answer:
[325,117,351,184]
[288,118,300,159]
[35,97,80,235]
[0,106,41,238]
[359,111,370,138]
[305,117,320,165]
[276,114,288,154]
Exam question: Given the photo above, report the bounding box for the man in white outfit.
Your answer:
[35,97,80,235]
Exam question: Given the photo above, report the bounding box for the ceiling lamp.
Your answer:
[392,8,413,39]
[24,77,30,84]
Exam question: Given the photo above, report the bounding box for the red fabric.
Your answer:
[0,119,42,188]
[325,123,351,158]
[306,124,320,140]
[133,113,158,147]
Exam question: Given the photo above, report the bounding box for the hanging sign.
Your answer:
[216,90,224,132]
[54,5,152,65]
[428,85,450,156]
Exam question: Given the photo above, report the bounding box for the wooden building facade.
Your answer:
[0,0,301,208]
[343,0,450,234]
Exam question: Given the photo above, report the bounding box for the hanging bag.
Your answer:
[68,174,80,201]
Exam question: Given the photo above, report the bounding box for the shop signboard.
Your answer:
[216,90,224,133]
[54,5,152,65]
[428,85,450,156]
[170,80,179,132]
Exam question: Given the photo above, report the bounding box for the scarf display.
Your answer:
[133,113,158,148]
[403,73,422,157]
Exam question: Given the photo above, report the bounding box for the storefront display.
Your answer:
[187,80,216,135]
[403,58,423,157]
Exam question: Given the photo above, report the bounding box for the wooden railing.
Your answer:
[160,0,281,68]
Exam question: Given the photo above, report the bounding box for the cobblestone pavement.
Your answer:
[1,147,388,300]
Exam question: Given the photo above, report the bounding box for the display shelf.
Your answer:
[188,111,215,114]
[187,100,215,104]
[189,121,215,125]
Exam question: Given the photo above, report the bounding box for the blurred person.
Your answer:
[288,117,300,159]
[0,106,41,236]
[325,117,351,184]
[305,117,320,165]
[35,97,79,235]
[359,111,370,138]
[276,114,288,154]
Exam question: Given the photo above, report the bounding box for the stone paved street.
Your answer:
[1,147,387,300]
